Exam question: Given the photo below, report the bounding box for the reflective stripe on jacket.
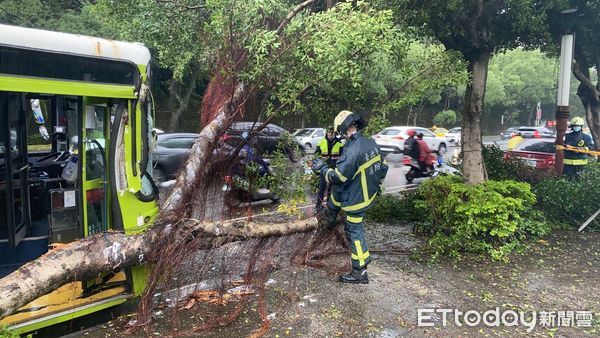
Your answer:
[565,131,594,163]
[324,132,388,213]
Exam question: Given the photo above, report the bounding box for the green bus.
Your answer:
[0,24,159,333]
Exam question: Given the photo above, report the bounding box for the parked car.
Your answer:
[152,132,199,182]
[446,127,461,146]
[372,126,448,155]
[223,122,305,161]
[504,138,556,169]
[517,126,555,138]
[500,127,519,140]
[293,127,326,150]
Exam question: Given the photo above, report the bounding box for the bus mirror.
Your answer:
[30,99,46,124]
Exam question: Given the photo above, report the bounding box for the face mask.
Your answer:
[572,126,582,132]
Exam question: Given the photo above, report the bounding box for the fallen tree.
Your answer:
[0,0,325,322]
[0,215,320,319]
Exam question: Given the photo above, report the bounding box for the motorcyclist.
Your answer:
[563,116,594,178]
[237,132,271,195]
[312,110,388,284]
[416,133,436,174]
[314,126,343,211]
[403,130,420,160]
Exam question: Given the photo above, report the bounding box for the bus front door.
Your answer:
[1,93,30,248]
[82,103,109,236]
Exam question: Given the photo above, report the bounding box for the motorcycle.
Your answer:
[222,144,280,208]
[403,155,461,183]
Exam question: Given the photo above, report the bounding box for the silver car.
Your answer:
[293,128,326,150]
[517,126,556,138]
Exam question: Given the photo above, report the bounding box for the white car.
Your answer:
[293,128,326,150]
[372,126,448,155]
[446,127,461,146]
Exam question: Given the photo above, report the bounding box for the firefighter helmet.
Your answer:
[334,110,366,135]
[570,116,585,126]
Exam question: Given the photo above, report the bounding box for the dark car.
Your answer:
[517,126,555,138]
[504,138,556,169]
[223,122,304,161]
[152,123,304,184]
[500,127,519,140]
[152,133,199,182]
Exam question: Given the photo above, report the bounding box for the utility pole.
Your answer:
[554,8,578,175]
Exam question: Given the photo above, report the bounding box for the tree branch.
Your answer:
[276,0,320,36]
[573,60,599,104]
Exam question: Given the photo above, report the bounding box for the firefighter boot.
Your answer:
[338,267,369,284]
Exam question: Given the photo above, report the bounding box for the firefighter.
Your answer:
[315,126,344,164]
[314,126,343,211]
[311,110,388,284]
[563,116,594,178]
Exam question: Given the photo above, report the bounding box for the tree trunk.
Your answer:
[0,216,318,319]
[461,52,489,184]
[579,88,600,150]
[573,59,600,150]
[168,67,201,131]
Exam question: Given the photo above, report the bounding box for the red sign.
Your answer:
[546,120,557,127]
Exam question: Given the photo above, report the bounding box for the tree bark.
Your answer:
[167,67,201,131]
[573,58,600,150]
[0,215,318,319]
[461,52,489,184]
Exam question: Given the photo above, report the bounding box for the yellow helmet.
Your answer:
[333,110,366,135]
[570,116,585,126]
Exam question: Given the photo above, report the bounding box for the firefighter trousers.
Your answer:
[327,193,372,270]
[563,164,586,178]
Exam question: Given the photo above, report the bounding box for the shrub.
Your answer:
[366,192,421,223]
[482,144,525,181]
[414,176,550,261]
[534,163,600,229]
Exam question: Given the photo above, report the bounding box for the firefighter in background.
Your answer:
[563,116,594,178]
[314,126,343,211]
[312,111,388,284]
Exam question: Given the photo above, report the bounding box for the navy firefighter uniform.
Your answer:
[563,116,594,178]
[312,110,388,284]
